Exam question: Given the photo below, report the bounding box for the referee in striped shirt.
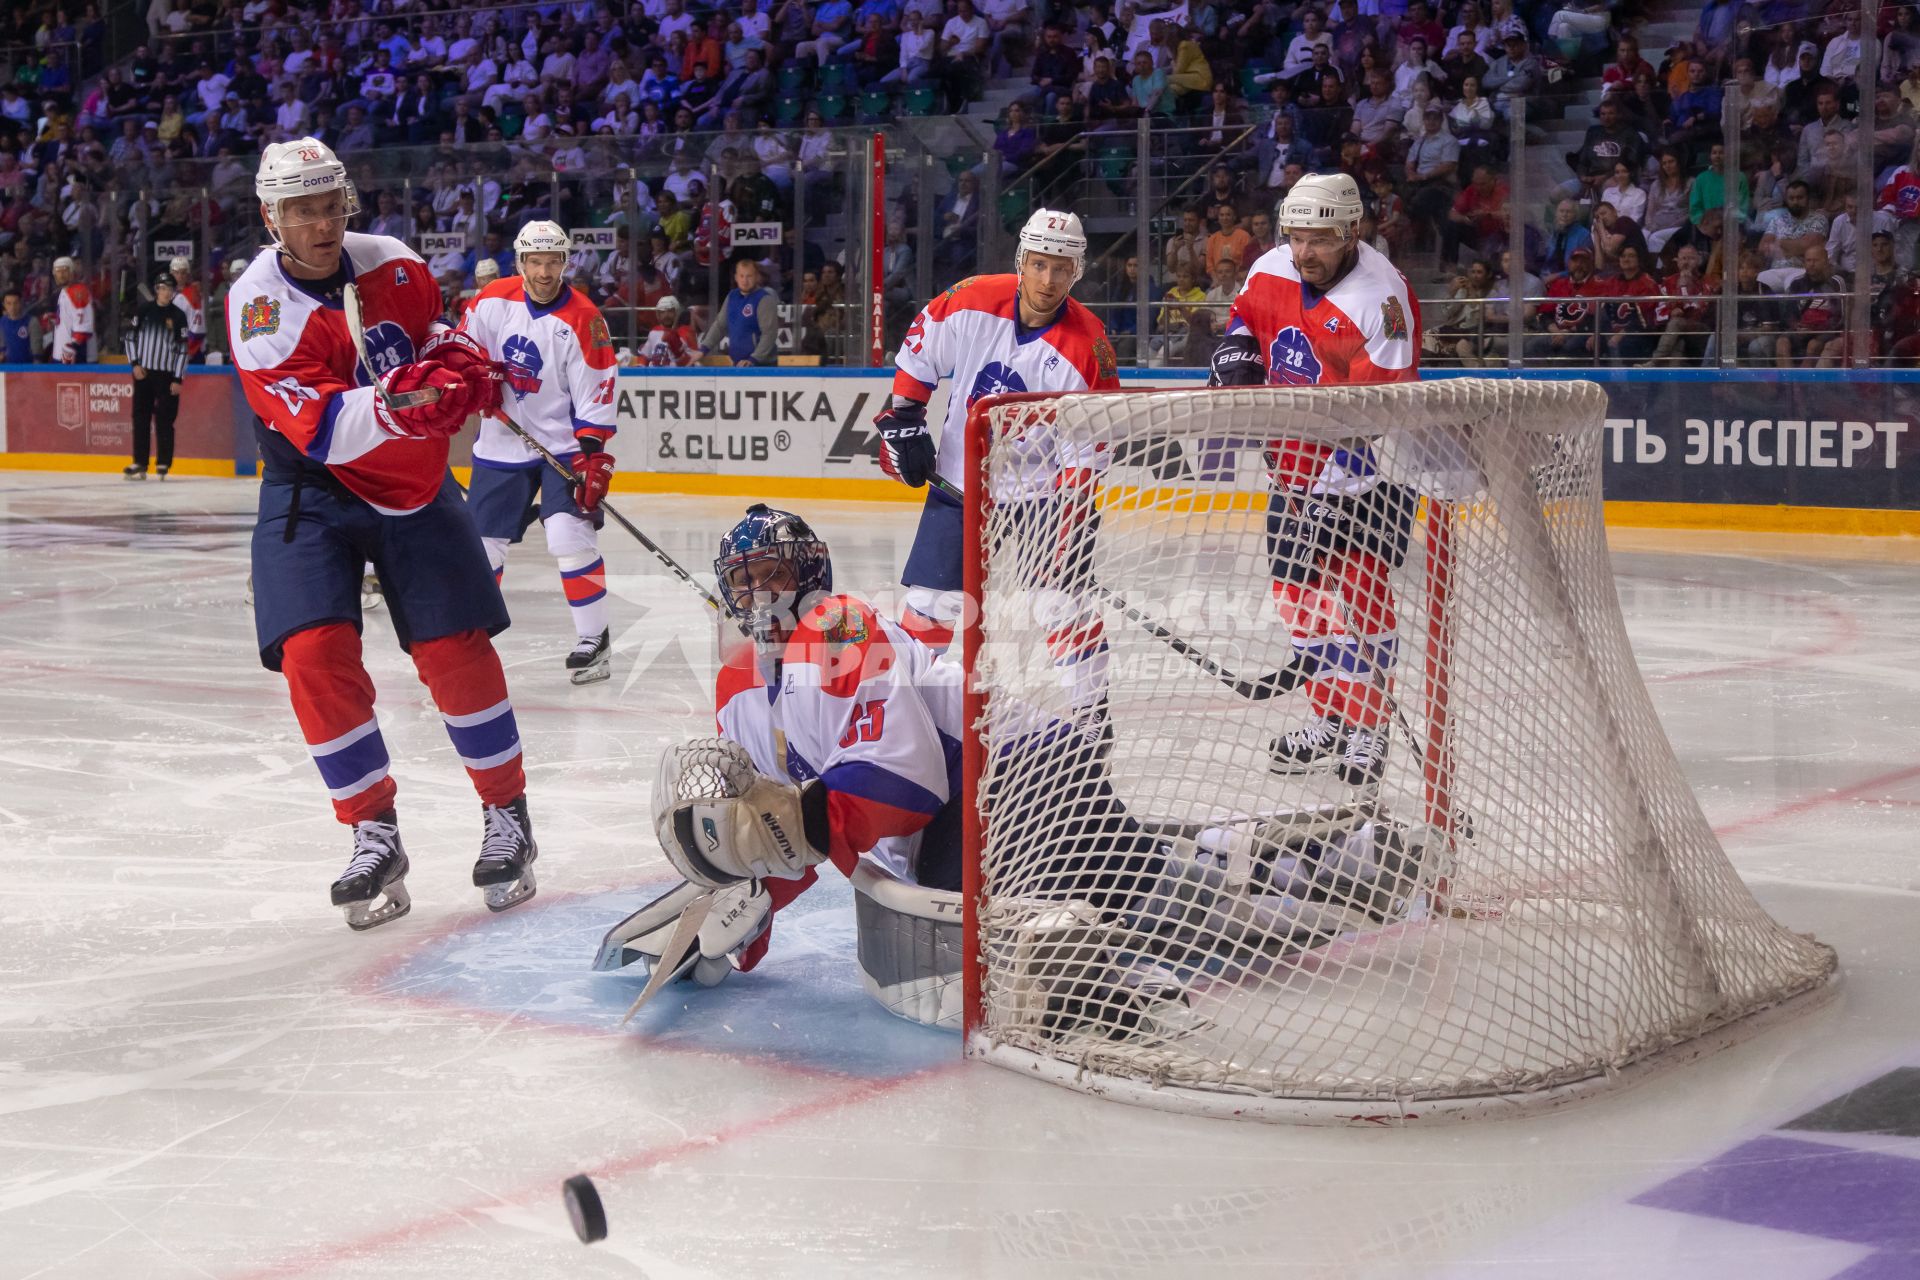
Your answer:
[125,274,190,480]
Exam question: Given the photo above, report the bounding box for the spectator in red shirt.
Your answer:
[1604,245,1664,364]
[1527,246,1618,362]
[1442,162,1509,266]
[1649,242,1716,364]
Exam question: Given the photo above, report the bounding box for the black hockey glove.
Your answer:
[874,397,937,488]
[1208,330,1266,387]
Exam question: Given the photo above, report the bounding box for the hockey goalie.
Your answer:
[594,504,1445,1037]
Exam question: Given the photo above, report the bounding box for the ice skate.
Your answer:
[123,465,146,481]
[565,628,611,685]
[156,464,170,480]
[1268,714,1344,774]
[330,812,411,931]
[360,569,384,612]
[473,794,538,911]
[1336,723,1388,788]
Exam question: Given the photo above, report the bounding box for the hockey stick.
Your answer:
[926,473,1313,701]
[341,288,729,617]
[618,890,713,1024]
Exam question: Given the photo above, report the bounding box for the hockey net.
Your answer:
[959,380,1837,1123]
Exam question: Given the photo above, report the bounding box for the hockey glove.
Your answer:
[874,396,937,488]
[420,328,505,416]
[571,445,616,513]
[1208,329,1266,387]
[373,361,482,439]
[653,738,833,889]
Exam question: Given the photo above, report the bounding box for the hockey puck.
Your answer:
[563,1173,607,1244]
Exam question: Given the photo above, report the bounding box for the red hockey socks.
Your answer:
[410,629,526,806]
[281,623,396,825]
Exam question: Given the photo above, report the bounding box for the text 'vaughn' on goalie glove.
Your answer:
[652,738,833,889]
[874,396,937,488]
[1208,328,1266,387]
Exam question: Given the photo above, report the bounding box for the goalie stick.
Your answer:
[926,473,1313,701]
[340,290,733,621]
[617,889,714,1024]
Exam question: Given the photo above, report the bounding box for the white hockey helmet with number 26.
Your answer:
[1278,172,1365,239]
[1016,209,1087,283]
[255,137,359,233]
[514,220,571,271]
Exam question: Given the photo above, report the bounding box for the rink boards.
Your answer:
[1,365,1917,532]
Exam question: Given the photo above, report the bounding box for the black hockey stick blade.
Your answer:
[925,473,1314,701]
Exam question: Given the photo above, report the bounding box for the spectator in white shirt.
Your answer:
[659,0,698,44]
[1823,14,1862,82]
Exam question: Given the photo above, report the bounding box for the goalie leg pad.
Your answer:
[592,879,772,986]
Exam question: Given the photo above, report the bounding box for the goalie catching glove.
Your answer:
[652,738,833,889]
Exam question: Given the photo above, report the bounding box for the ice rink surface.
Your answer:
[3,473,1918,1280]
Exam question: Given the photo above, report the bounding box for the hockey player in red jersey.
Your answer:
[232,137,541,931]
[460,220,621,685]
[877,209,1121,739]
[1212,173,1422,788]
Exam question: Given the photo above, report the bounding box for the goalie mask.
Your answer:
[714,503,832,661]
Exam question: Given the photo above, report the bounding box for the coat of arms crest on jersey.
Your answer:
[239,296,280,341]
[1380,296,1409,341]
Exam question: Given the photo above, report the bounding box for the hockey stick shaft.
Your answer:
[926,472,1310,701]
[488,407,726,614]
[618,890,714,1024]
[347,286,726,615]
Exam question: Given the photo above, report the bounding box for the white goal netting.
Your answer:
[962,380,1837,1123]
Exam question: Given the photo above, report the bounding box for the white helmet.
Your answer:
[474,257,501,282]
[656,294,680,316]
[169,255,191,273]
[514,219,571,273]
[255,137,359,232]
[52,256,75,273]
[1016,208,1087,283]
[1277,172,1364,239]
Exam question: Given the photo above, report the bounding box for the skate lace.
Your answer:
[346,821,398,876]
[570,633,603,656]
[479,805,523,863]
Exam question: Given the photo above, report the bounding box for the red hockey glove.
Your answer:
[373,361,481,439]
[572,448,616,512]
[419,328,505,416]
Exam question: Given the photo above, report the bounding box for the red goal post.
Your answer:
[956,381,1838,1124]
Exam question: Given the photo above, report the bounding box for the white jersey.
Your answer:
[53,282,94,362]
[891,273,1121,501]
[715,596,962,883]
[461,277,618,466]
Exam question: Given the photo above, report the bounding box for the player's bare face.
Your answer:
[271,190,350,279]
[1285,227,1352,289]
[1017,252,1077,326]
[522,251,567,305]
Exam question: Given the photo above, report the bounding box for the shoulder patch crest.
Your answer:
[588,315,612,350]
[1094,336,1117,382]
[1380,296,1409,341]
[814,600,871,647]
[240,295,281,341]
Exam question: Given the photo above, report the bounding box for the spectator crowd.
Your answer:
[4,0,1920,367]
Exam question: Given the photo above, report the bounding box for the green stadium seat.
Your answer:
[902,86,937,115]
[858,89,892,122]
[778,63,808,93]
[815,93,848,123]
[775,93,805,125]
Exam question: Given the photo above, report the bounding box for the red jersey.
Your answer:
[1607,270,1662,330]
[1539,272,1620,331]
[1225,239,1420,490]
[229,232,450,515]
[1657,271,1714,325]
